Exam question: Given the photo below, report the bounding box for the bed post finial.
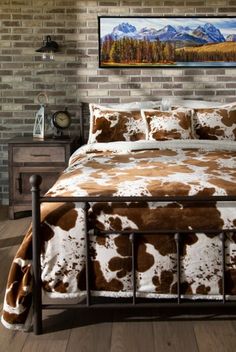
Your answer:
[30,174,42,190]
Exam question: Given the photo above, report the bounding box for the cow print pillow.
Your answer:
[193,107,236,140]
[142,108,194,141]
[88,104,147,143]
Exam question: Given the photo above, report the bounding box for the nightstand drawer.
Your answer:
[13,146,65,163]
[8,136,79,219]
[13,166,63,202]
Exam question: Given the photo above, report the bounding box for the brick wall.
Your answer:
[0,0,236,205]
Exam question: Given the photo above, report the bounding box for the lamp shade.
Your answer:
[36,35,59,53]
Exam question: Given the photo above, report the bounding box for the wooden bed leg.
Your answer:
[30,175,43,335]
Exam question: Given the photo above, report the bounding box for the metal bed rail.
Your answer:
[30,175,236,335]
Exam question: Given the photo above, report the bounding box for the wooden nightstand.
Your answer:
[8,137,79,219]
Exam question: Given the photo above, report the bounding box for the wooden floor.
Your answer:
[0,205,236,352]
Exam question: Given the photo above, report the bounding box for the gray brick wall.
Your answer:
[0,0,236,204]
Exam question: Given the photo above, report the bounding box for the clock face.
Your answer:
[52,111,71,129]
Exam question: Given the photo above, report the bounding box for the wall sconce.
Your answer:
[35,35,59,61]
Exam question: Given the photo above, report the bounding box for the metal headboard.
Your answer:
[79,102,90,145]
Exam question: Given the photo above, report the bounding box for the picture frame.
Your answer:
[98,16,236,68]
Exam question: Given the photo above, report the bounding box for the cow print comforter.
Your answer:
[2,140,236,331]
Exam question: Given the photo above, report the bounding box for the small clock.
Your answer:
[52,110,71,130]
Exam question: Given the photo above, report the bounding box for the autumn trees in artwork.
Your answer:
[100,35,236,66]
[101,36,176,65]
[175,45,236,62]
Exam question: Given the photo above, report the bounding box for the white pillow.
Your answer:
[102,101,160,111]
[169,98,223,108]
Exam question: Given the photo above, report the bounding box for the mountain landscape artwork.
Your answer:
[99,16,236,67]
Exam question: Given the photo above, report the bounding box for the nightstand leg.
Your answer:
[8,207,15,220]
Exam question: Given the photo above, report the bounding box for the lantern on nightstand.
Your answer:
[33,92,48,139]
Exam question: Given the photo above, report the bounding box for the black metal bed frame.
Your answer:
[30,174,236,335]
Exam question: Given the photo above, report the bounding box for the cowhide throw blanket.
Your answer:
[2,140,236,331]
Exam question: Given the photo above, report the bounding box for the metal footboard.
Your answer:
[30,175,236,335]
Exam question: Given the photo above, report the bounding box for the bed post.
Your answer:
[30,174,43,335]
[79,102,84,145]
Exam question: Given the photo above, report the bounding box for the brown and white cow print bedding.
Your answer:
[141,109,194,141]
[88,104,147,143]
[193,106,236,140]
[2,140,236,331]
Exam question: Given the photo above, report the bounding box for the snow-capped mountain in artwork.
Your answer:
[152,25,177,41]
[192,23,225,43]
[176,25,192,33]
[102,21,226,46]
[171,32,207,45]
[226,34,236,41]
[110,22,138,40]
[138,27,162,40]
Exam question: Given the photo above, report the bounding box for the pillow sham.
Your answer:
[142,108,194,141]
[193,107,236,140]
[88,104,147,143]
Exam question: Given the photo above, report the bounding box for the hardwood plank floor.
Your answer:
[0,322,29,352]
[0,205,235,352]
[152,320,199,352]
[110,311,155,352]
[0,216,31,239]
[66,310,113,352]
[22,312,71,352]
[194,321,236,352]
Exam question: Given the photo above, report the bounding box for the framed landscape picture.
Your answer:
[98,16,236,68]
